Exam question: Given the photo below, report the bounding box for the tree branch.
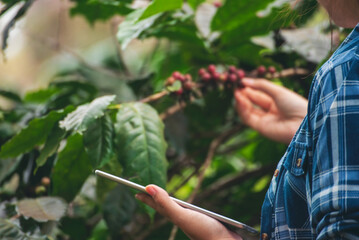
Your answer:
[194,164,276,204]
[187,124,245,203]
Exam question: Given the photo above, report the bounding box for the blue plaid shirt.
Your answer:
[260,24,359,239]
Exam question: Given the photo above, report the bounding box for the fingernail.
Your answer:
[135,194,142,200]
[146,185,157,197]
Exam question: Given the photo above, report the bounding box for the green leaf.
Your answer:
[16,197,67,222]
[0,157,22,184]
[83,114,113,168]
[166,80,182,92]
[0,107,73,158]
[115,102,168,188]
[117,9,161,50]
[96,156,122,202]
[211,0,273,32]
[24,88,61,103]
[139,0,183,20]
[0,90,22,103]
[103,185,137,238]
[52,134,92,202]
[0,219,47,240]
[188,0,205,9]
[70,0,133,24]
[1,0,34,52]
[88,220,109,240]
[59,95,115,133]
[36,125,66,170]
[219,6,292,46]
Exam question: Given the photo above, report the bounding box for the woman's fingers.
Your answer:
[136,185,184,224]
[136,185,242,240]
[235,90,264,128]
[242,78,284,100]
[239,87,274,112]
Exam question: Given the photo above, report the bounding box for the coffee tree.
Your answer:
[0,0,330,239]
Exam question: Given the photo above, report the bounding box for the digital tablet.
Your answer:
[95,170,259,240]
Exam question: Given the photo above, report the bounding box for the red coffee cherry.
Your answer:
[198,68,207,76]
[41,177,51,187]
[202,73,212,82]
[219,73,227,82]
[268,66,276,74]
[228,65,236,74]
[183,81,193,91]
[208,64,216,75]
[212,72,221,81]
[172,71,185,82]
[175,88,184,96]
[257,65,266,76]
[229,73,237,83]
[185,74,192,82]
[237,69,246,80]
[165,76,176,86]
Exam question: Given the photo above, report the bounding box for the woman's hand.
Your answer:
[235,78,308,144]
[136,185,242,240]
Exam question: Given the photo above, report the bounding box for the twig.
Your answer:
[273,67,311,79]
[168,226,179,240]
[194,164,276,203]
[141,90,169,103]
[160,101,186,120]
[187,124,244,203]
[169,167,198,196]
[216,139,252,155]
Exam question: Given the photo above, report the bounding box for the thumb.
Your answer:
[144,185,185,222]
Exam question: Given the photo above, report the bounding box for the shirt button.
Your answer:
[296,158,302,167]
[262,233,269,240]
[274,169,279,177]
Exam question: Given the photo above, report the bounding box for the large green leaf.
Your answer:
[117,9,161,50]
[36,125,66,170]
[83,114,113,168]
[211,0,274,32]
[59,95,115,133]
[115,102,167,188]
[0,107,73,158]
[139,0,183,20]
[219,6,293,46]
[96,156,122,202]
[16,197,67,222]
[0,219,47,240]
[52,134,92,202]
[103,185,137,239]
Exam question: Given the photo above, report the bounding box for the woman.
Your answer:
[135,0,359,239]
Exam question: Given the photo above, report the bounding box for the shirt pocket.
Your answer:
[282,141,311,229]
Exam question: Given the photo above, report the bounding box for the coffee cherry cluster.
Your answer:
[165,71,194,97]
[256,65,276,77]
[198,64,246,89]
[165,64,277,98]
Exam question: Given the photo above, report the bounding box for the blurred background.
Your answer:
[1,0,115,92]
